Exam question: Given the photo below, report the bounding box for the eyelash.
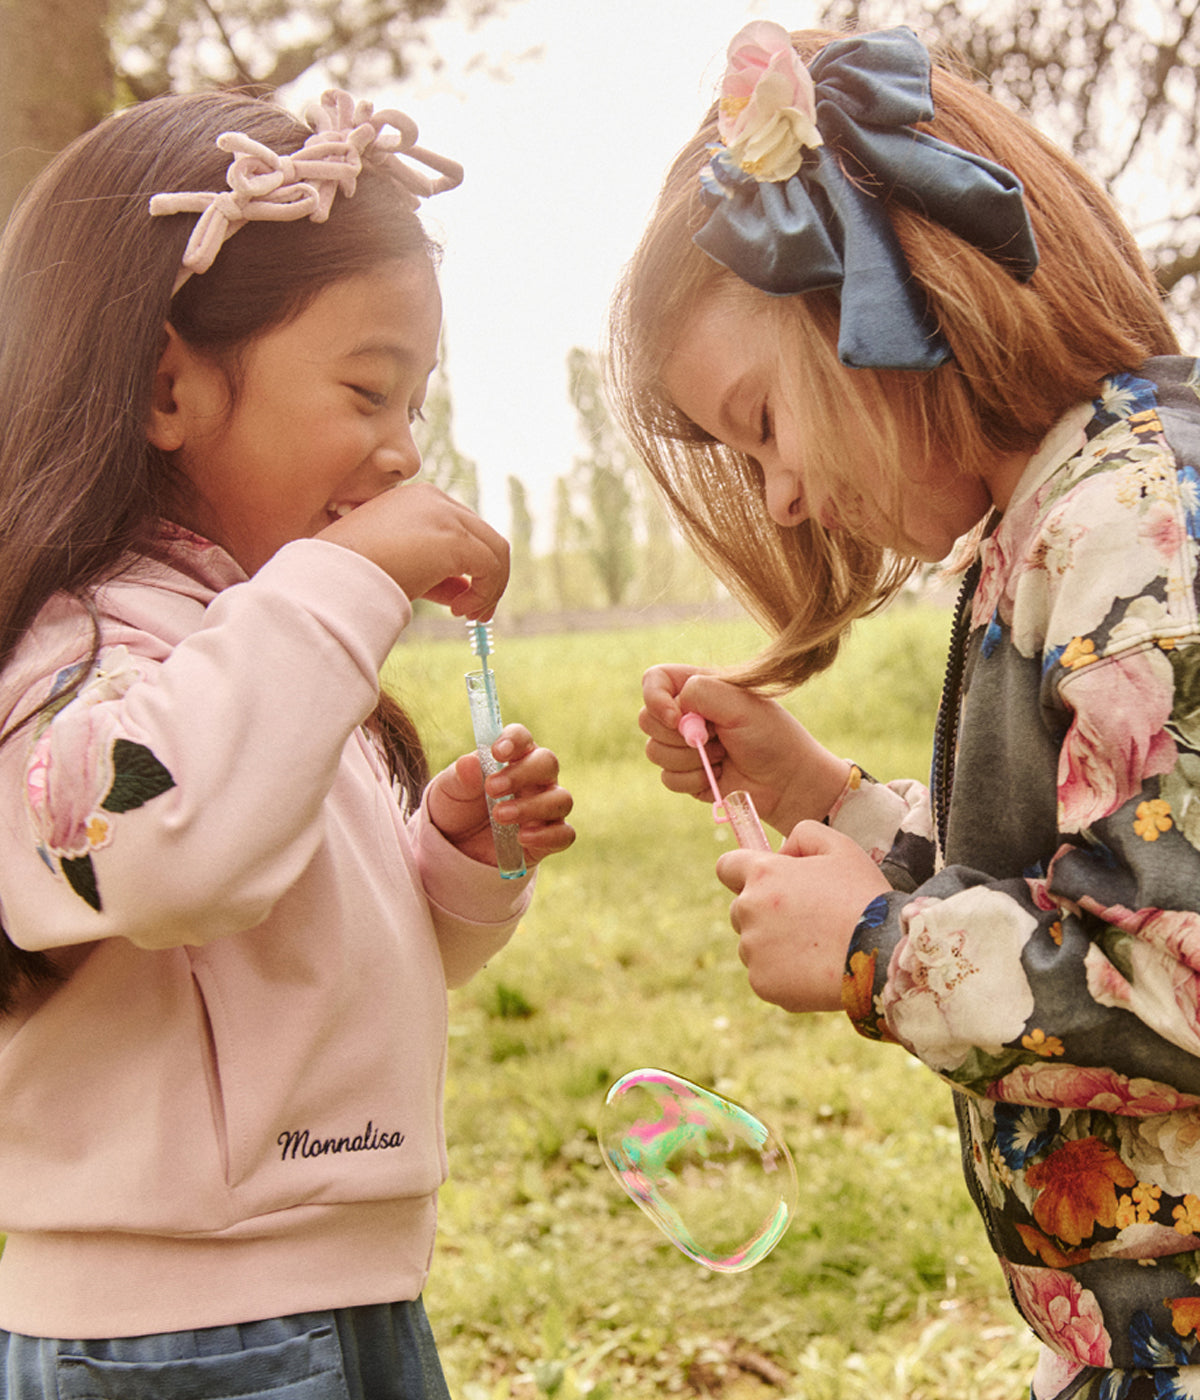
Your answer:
[352,386,388,409]
[350,386,427,429]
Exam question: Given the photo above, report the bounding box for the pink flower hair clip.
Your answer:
[149,89,463,293]
[716,21,821,183]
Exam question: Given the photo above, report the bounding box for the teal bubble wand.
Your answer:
[465,622,526,880]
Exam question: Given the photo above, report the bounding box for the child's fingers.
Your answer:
[320,482,511,616]
[640,663,709,731]
[491,724,533,764]
[491,782,574,828]
[420,576,471,607]
[510,815,576,861]
[644,735,717,800]
[492,783,576,866]
[484,741,562,801]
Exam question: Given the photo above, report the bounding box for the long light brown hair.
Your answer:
[0,91,438,1008]
[607,28,1179,689]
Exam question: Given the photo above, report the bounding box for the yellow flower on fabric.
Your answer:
[85,813,112,850]
[1060,637,1098,670]
[1049,921,1064,946]
[1117,1187,1164,1229]
[1128,408,1164,433]
[842,948,877,1025]
[1129,1182,1162,1224]
[1174,1194,1200,1236]
[1134,799,1173,841]
[1022,1028,1065,1057]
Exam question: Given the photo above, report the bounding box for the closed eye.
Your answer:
[350,385,388,409]
[759,402,772,446]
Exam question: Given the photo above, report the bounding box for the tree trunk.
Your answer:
[0,0,114,226]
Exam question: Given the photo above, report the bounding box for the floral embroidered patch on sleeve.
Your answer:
[25,648,176,913]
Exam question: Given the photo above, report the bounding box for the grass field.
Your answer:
[382,606,1041,1400]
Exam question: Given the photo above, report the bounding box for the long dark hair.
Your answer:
[0,91,436,1009]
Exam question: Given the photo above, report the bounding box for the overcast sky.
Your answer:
[291,0,819,543]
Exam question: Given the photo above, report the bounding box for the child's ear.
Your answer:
[146,323,200,452]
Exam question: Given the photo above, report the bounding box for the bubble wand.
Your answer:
[676,711,771,851]
[465,622,526,880]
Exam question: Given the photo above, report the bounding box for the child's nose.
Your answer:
[762,459,806,527]
[374,425,421,481]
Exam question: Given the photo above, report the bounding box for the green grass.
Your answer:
[383,606,1039,1400]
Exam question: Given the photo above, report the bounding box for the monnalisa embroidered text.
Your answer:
[278,1121,406,1161]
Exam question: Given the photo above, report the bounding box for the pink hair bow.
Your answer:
[149,89,463,292]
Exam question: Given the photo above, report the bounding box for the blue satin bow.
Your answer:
[694,27,1039,371]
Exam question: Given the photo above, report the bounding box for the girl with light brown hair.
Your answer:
[612,22,1199,1400]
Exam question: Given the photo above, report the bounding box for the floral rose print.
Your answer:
[1007,1263,1112,1367]
[1056,649,1177,833]
[879,888,1037,1072]
[25,649,175,911]
[843,364,1200,1390]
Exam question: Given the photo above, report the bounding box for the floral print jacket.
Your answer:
[841,358,1200,1400]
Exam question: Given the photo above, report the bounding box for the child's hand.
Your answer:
[318,482,511,620]
[640,664,851,833]
[426,725,575,868]
[715,822,890,1013]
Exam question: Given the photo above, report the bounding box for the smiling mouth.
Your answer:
[326,502,358,523]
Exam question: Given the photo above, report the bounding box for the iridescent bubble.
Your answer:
[599,1068,798,1272]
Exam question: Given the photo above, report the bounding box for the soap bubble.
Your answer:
[599,1068,797,1272]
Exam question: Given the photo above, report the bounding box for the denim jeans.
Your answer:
[0,1299,452,1399]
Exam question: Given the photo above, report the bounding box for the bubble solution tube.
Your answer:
[465,622,527,879]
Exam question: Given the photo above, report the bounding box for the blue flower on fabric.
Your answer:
[857,894,890,931]
[982,615,1003,659]
[1179,464,1200,540]
[993,1103,1061,1169]
[1091,373,1160,432]
[1153,1367,1200,1397]
[1130,1310,1190,1369]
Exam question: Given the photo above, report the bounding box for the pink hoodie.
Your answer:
[0,529,532,1338]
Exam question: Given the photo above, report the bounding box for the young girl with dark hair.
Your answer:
[612,21,1200,1400]
[0,88,573,1397]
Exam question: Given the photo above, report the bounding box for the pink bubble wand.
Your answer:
[676,711,771,851]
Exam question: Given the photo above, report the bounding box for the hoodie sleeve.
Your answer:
[405,801,534,989]
[0,539,412,951]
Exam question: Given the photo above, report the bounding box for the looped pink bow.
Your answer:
[149,90,463,292]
